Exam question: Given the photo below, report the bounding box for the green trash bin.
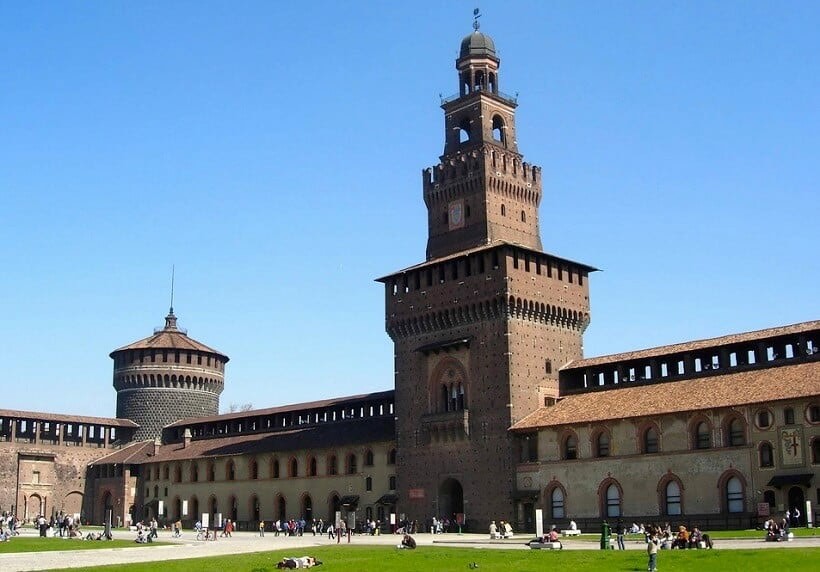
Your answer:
[600,521,611,550]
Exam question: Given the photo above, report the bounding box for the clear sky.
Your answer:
[1,1,817,416]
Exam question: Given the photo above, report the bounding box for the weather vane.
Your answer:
[169,264,175,315]
[473,8,481,31]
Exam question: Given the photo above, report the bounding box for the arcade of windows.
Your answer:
[542,471,747,519]
[142,448,397,485]
[535,410,802,462]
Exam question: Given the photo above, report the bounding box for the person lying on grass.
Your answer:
[275,556,323,569]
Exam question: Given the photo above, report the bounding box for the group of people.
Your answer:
[643,523,713,551]
[763,517,793,541]
[488,520,514,539]
[0,513,20,541]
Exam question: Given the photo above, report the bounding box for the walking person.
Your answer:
[259,520,265,537]
[616,520,625,550]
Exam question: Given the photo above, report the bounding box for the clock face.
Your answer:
[448,200,465,230]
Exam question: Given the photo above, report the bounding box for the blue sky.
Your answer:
[1,1,817,416]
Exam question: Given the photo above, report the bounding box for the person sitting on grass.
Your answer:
[397,534,417,549]
[275,556,323,569]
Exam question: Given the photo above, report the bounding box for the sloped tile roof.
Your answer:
[376,241,597,281]
[512,361,820,430]
[109,312,227,359]
[90,440,154,465]
[95,417,396,464]
[563,320,820,370]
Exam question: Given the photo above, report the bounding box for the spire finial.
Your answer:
[169,265,175,315]
[473,8,481,31]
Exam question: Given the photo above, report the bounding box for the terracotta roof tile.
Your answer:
[564,320,820,370]
[91,440,155,465]
[512,361,820,430]
[0,409,138,428]
[98,417,396,464]
[110,330,226,358]
[376,241,597,281]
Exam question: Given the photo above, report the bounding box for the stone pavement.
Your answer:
[1,528,819,571]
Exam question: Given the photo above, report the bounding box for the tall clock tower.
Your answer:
[378,25,596,530]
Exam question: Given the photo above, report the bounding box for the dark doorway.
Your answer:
[303,495,313,521]
[438,478,464,522]
[787,487,805,526]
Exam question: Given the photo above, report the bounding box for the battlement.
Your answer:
[422,145,540,193]
[560,321,820,395]
[378,244,594,339]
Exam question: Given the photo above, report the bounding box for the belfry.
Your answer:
[378,21,596,528]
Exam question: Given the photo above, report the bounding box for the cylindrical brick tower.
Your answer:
[111,309,229,442]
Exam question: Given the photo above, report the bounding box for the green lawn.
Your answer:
[48,545,820,572]
[0,537,163,553]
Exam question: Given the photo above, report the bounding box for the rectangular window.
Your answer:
[785,408,795,425]
[32,471,40,484]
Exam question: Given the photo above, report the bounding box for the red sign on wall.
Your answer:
[408,488,425,499]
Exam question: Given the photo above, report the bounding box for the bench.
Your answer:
[528,540,563,550]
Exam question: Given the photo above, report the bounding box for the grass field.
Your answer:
[48,545,820,572]
[0,537,163,553]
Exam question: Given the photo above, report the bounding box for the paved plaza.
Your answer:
[1,527,819,571]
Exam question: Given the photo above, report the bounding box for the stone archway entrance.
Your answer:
[787,487,805,526]
[438,478,464,522]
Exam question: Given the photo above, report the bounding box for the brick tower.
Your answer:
[378,24,595,529]
[111,309,228,441]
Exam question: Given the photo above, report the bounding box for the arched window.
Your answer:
[364,450,374,467]
[389,475,397,490]
[249,458,258,480]
[346,453,357,475]
[174,464,182,483]
[726,476,744,513]
[458,118,471,144]
[308,456,317,477]
[500,204,506,216]
[190,462,199,482]
[289,458,298,478]
[365,477,372,492]
[550,487,565,519]
[387,449,397,465]
[328,455,338,476]
[521,211,526,223]
[811,438,820,464]
[759,442,774,467]
[694,421,711,449]
[727,417,746,447]
[225,460,235,481]
[491,115,505,144]
[272,458,280,479]
[605,484,621,518]
[665,481,682,516]
[594,430,610,457]
[643,426,660,454]
[207,461,215,482]
[562,434,578,460]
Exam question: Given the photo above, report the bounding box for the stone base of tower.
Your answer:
[397,433,515,532]
[117,389,218,442]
